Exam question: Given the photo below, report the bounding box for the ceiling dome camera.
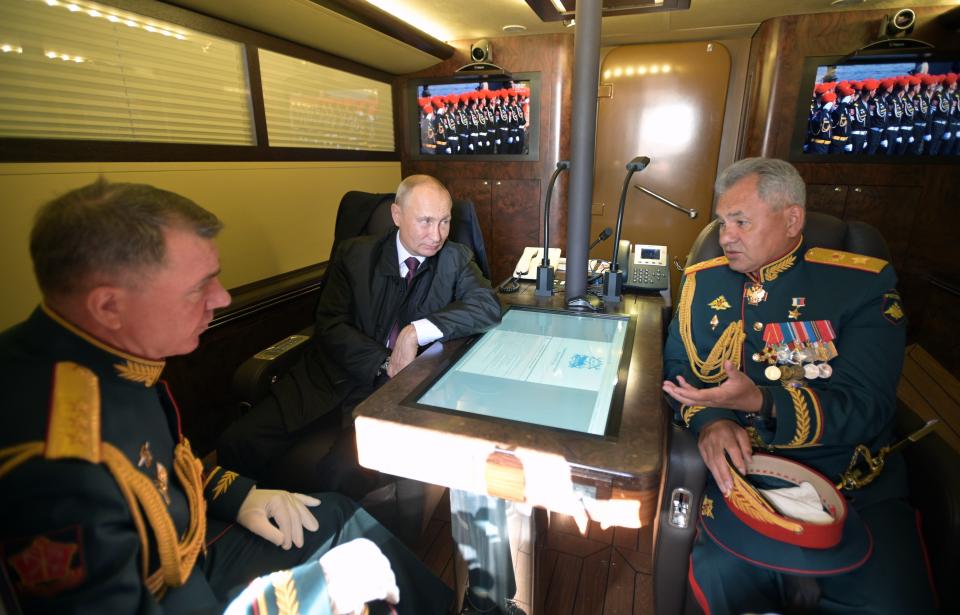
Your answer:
[470,39,492,63]
[887,8,916,35]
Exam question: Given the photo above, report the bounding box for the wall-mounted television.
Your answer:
[406,72,540,161]
[789,54,959,161]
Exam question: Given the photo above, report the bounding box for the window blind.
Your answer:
[0,0,254,145]
[259,48,394,151]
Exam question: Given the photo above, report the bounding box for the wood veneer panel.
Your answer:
[574,548,613,615]
[543,553,582,615]
[602,548,636,614]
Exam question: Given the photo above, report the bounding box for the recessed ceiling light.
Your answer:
[502,24,527,33]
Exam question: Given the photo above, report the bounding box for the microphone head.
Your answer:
[556,160,571,170]
[625,156,651,172]
[689,209,699,219]
[599,227,612,240]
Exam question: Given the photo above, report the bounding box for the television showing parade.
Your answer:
[803,60,959,156]
[418,81,531,156]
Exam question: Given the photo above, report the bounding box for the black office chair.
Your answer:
[230,190,491,547]
[652,212,895,615]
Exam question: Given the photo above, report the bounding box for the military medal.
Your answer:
[804,363,821,379]
[155,462,171,505]
[138,442,153,469]
[764,365,782,381]
[818,363,833,378]
[709,314,719,331]
[745,282,767,306]
[788,297,805,320]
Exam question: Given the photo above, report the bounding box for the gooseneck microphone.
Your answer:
[589,227,613,250]
[603,156,650,303]
[536,159,571,297]
[633,184,698,219]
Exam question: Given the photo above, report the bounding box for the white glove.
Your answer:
[319,538,399,615]
[237,487,320,550]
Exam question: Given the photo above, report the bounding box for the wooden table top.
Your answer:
[354,284,668,527]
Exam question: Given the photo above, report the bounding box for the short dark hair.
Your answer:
[30,177,222,296]
[715,157,806,211]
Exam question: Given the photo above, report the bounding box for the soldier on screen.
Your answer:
[829,82,854,153]
[865,79,888,155]
[848,81,870,153]
[896,77,915,155]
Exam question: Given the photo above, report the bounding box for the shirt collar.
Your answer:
[395,234,426,274]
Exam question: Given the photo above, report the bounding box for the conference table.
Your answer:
[353,282,669,612]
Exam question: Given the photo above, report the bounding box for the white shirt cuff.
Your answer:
[412,318,443,346]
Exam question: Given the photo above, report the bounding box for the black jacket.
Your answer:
[274,230,501,431]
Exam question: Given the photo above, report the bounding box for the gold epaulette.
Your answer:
[46,362,101,462]
[684,255,729,275]
[804,247,888,274]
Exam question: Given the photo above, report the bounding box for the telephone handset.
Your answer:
[615,240,669,291]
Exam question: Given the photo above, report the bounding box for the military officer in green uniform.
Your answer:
[0,179,452,614]
[662,158,935,614]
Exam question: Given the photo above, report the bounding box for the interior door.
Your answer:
[592,42,731,300]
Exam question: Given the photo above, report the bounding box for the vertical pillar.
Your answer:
[564,0,602,301]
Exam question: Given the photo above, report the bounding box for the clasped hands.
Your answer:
[387,324,419,378]
[661,360,763,496]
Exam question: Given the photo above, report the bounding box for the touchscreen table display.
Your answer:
[413,307,634,436]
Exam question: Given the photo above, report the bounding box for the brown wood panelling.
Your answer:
[398,34,574,287]
[592,42,732,300]
[492,179,542,284]
[740,6,960,375]
[805,184,848,219]
[445,177,495,270]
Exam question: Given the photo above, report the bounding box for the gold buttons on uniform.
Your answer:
[753,322,763,332]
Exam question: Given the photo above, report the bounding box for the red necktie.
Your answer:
[387,257,420,349]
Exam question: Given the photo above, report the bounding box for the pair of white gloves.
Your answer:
[236,487,399,614]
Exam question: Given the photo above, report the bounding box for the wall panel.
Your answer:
[0,160,401,329]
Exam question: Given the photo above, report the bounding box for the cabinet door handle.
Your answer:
[834,186,842,192]
[853,187,862,193]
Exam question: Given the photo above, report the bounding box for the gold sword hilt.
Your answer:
[838,419,939,491]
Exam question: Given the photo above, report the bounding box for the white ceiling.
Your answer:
[167,0,958,74]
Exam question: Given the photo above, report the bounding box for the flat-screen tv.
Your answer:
[406,72,540,161]
[789,54,960,161]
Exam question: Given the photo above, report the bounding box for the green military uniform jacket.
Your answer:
[0,306,256,613]
[664,238,908,508]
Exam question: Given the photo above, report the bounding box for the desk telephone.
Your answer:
[615,240,669,291]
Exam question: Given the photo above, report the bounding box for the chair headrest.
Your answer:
[684,212,891,269]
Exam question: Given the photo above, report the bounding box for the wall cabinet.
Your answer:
[444,177,541,285]
[806,184,920,273]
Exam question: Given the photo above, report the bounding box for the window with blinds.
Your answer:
[259,49,395,152]
[0,0,254,145]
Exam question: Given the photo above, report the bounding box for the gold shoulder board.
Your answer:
[684,255,729,275]
[46,362,101,463]
[804,247,888,274]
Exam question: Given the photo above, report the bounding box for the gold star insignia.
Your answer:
[788,308,801,320]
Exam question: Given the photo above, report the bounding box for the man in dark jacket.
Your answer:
[218,175,501,497]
